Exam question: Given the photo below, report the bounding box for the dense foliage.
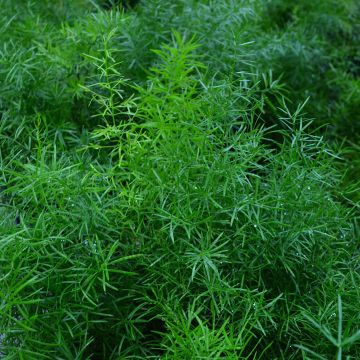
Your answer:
[0,0,359,359]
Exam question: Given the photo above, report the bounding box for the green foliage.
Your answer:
[0,1,359,359]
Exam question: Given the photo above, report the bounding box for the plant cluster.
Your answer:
[0,0,359,359]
